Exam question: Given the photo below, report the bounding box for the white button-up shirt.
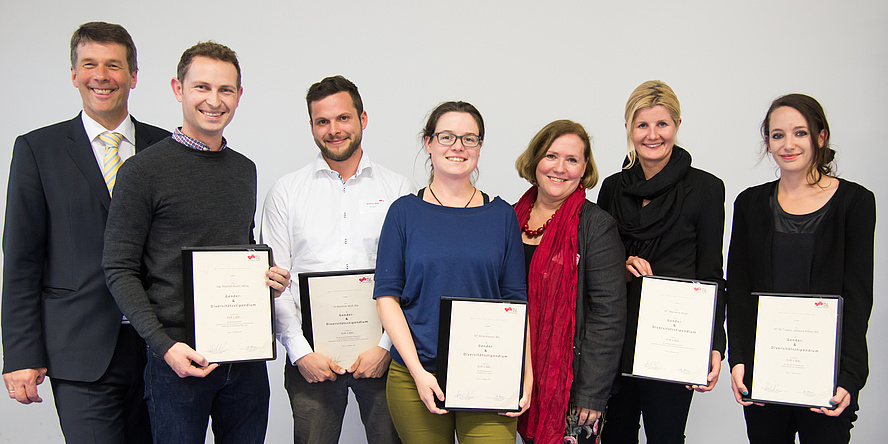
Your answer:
[260,151,414,364]
[81,111,137,167]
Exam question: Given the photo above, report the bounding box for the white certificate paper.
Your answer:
[188,248,275,363]
[439,299,527,411]
[630,276,717,385]
[750,294,841,408]
[299,270,382,367]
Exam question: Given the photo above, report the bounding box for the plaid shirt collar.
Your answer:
[172,128,227,151]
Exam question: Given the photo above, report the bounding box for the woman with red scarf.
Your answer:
[514,120,627,444]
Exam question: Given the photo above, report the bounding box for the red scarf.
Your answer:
[515,185,585,443]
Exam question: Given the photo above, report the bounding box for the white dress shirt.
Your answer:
[80,111,137,167]
[260,151,414,364]
[81,111,137,324]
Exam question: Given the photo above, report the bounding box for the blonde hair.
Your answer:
[623,80,681,168]
[515,119,598,189]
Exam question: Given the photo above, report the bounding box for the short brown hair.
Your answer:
[177,41,241,89]
[515,119,598,189]
[70,21,137,73]
[306,75,363,119]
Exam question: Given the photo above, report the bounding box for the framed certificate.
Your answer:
[625,275,718,385]
[183,245,276,364]
[435,297,528,412]
[298,269,382,368]
[744,293,842,408]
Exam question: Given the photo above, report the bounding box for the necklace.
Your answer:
[522,198,556,237]
[428,185,477,208]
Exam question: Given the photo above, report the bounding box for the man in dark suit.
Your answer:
[1,21,168,443]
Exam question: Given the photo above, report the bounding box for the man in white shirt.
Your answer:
[261,75,413,443]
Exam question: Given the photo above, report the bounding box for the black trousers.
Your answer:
[600,376,694,444]
[50,324,150,444]
[743,401,857,444]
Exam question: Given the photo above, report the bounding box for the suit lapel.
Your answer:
[64,113,112,211]
[132,116,163,152]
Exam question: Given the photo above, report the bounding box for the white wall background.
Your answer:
[0,0,884,442]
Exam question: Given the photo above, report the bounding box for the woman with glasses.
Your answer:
[597,80,726,443]
[726,94,874,443]
[374,101,531,443]
[514,120,626,444]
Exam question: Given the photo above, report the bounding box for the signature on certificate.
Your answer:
[207,343,229,355]
[643,360,663,370]
[454,390,475,401]
[762,383,783,393]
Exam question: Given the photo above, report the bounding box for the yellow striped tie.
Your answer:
[99,131,123,196]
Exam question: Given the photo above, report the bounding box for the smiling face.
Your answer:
[535,133,586,206]
[766,106,825,177]
[71,41,137,129]
[172,56,242,150]
[425,111,481,181]
[630,105,680,176]
[309,91,367,162]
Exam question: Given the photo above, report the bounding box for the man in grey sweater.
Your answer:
[103,41,290,444]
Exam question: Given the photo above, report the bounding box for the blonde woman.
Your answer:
[597,81,726,443]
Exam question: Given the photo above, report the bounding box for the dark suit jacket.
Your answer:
[1,113,168,382]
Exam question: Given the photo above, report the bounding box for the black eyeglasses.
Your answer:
[432,132,482,148]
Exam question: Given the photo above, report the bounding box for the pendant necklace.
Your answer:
[428,185,477,208]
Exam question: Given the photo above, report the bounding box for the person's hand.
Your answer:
[812,386,851,416]
[411,368,447,414]
[3,368,47,404]
[163,343,218,378]
[347,346,391,379]
[296,352,345,383]
[687,350,721,392]
[501,370,532,417]
[266,263,291,298]
[625,256,653,281]
[730,364,762,406]
[577,407,601,426]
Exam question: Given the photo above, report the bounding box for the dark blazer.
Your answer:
[571,201,627,411]
[1,113,168,382]
[598,167,727,372]
[726,179,875,397]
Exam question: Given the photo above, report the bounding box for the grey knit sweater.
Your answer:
[103,137,257,356]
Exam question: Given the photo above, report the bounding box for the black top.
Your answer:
[598,158,727,372]
[770,188,833,292]
[523,242,538,280]
[727,179,875,396]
